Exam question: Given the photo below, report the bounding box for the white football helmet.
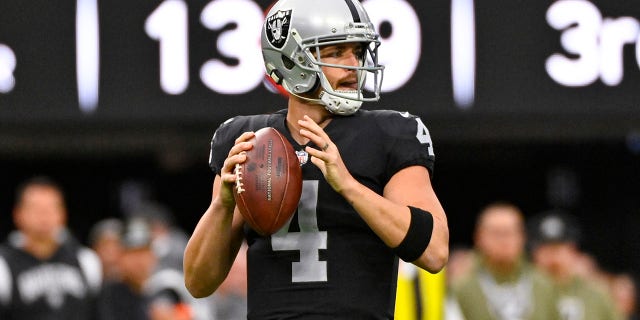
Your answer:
[261,0,384,115]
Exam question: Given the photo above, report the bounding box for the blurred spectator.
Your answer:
[609,273,638,320]
[97,217,211,320]
[447,201,559,320]
[0,176,102,319]
[444,247,474,320]
[130,201,189,272]
[88,218,124,281]
[130,202,214,320]
[446,247,474,288]
[528,210,623,320]
[97,217,160,320]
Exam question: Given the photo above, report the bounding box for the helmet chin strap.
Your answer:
[319,90,362,116]
[288,90,324,105]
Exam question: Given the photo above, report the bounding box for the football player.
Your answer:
[184,0,449,318]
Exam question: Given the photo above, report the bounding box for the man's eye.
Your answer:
[329,50,342,58]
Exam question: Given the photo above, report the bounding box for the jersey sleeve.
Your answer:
[208,113,280,175]
[377,111,436,177]
[208,117,242,176]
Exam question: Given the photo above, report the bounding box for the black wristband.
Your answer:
[393,206,434,262]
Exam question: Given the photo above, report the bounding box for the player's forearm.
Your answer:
[183,200,240,298]
[340,179,412,249]
[340,175,449,273]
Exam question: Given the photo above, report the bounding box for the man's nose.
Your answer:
[343,51,360,68]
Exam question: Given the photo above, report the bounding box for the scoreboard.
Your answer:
[0,0,639,142]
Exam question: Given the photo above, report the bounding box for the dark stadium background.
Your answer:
[0,0,638,288]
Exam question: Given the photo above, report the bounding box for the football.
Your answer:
[233,127,302,236]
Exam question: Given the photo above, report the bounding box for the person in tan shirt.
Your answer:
[529,210,623,320]
[448,201,560,320]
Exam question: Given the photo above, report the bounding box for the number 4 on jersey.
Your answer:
[271,180,328,283]
[400,112,435,157]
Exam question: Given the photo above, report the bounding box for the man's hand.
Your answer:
[217,131,255,210]
[298,115,355,194]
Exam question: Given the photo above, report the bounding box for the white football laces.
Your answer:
[234,163,245,194]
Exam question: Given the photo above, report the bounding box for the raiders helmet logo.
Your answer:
[266,10,292,49]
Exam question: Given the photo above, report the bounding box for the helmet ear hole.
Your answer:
[269,69,284,85]
[281,55,295,70]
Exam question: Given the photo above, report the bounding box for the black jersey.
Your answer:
[209,109,435,319]
[97,281,150,320]
[0,235,102,320]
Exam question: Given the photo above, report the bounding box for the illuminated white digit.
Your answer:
[200,0,264,94]
[545,0,602,87]
[637,33,640,72]
[0,44,16,94]
[400,112,435,156]
[272,180,328,283]
[415,117,435,157]
[363,0,421,92]
[76,0,100,113]
[451,0,475,109]
[599,17,639,86]
[145,0,189,95]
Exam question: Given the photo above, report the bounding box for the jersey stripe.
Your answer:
[344,0,361,23]
[0,255,12,305]
[77,248,103,293]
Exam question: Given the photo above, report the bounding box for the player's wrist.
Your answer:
[211,196,236,217]
[334,174,360,198]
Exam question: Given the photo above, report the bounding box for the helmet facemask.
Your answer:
[290,22,384,115]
